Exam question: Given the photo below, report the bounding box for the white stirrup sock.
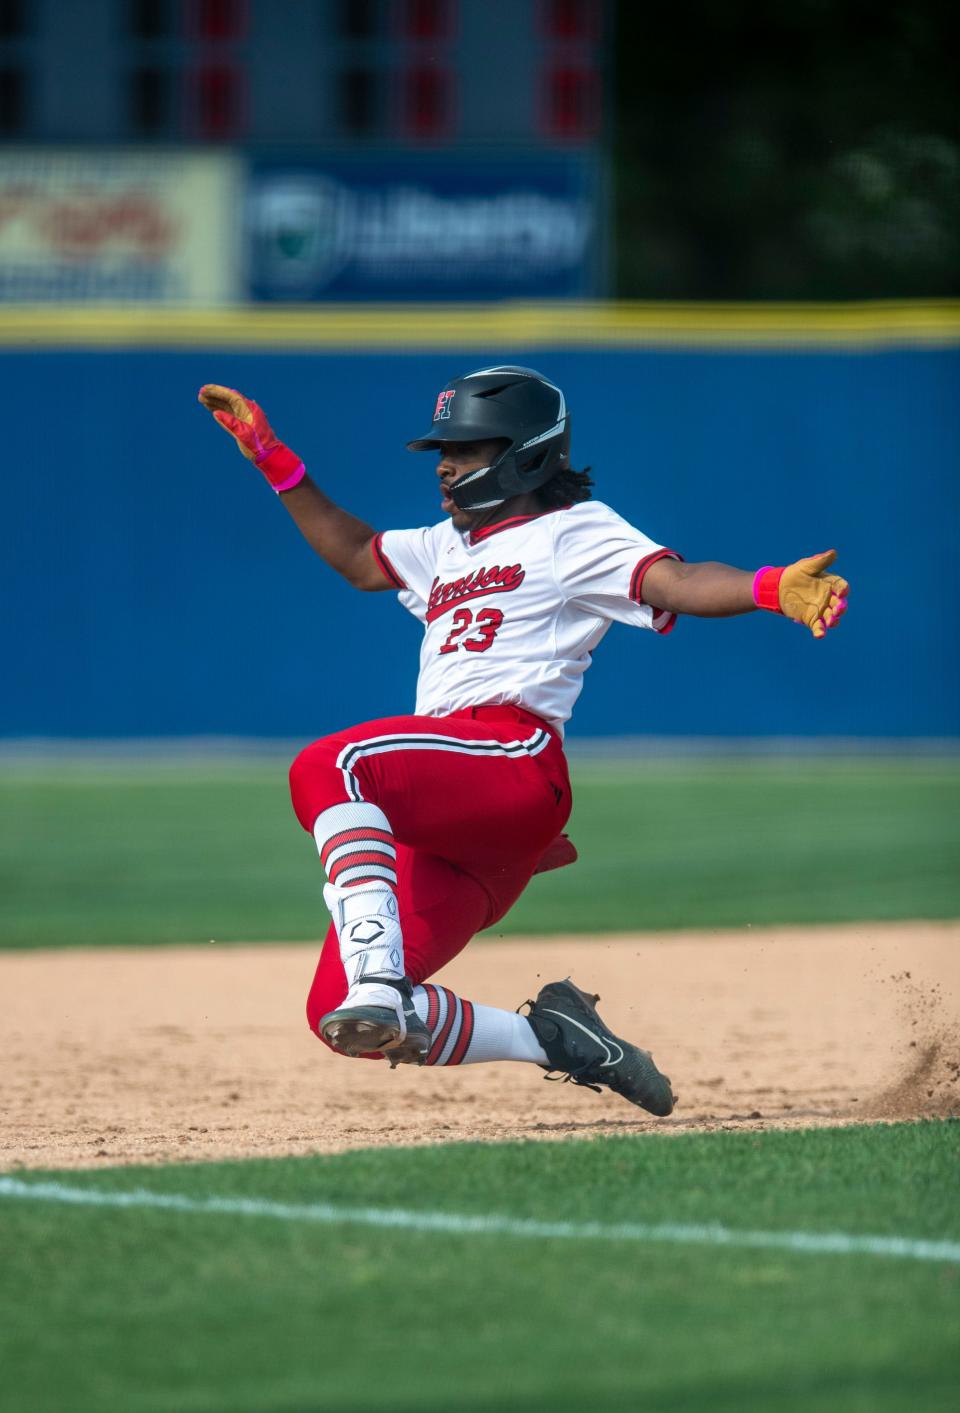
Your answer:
[411,983,549,1066]
[313,802,404,990]
[312,801,398,892]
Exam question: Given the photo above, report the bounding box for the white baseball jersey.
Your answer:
[374,500,680,735]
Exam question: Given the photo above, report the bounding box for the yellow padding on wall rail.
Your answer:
[0,301,957,350]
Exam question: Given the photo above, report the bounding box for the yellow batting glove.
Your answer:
[753,550,850,640]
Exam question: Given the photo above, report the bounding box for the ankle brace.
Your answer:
[323,880,404,986]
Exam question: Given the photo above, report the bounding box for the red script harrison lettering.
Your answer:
[426,564,525,622]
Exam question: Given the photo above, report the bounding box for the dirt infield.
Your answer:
[3,922,958,1171]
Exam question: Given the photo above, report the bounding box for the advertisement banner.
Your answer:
[246,154,604,301]
[0,149,242,303]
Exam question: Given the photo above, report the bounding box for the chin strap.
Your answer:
[448,461,507,511]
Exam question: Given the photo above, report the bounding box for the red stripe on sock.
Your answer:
[320,828,394,868]
[447,999,475,1066]
[424,984,440,1034]
[427,987,458,1065]
[327,849,397,882]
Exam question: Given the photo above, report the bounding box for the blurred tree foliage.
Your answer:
[612,0,959,298]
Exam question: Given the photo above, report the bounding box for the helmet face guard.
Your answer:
[406,365,571,512]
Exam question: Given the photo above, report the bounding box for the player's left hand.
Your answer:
[778,550,849,639]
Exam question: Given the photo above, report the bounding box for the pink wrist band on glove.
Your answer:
[254,442,306,494]
[752,565,785,613]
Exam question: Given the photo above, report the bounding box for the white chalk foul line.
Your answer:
[1,1175,958,1265]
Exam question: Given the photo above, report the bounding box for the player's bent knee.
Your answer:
[288,737,347,831]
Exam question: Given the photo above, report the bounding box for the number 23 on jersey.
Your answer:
[438,607,504,655]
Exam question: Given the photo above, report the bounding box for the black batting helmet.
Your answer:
[406,365,571,511]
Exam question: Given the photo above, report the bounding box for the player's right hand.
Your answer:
[198,384,277,462]
[198,385,306,493]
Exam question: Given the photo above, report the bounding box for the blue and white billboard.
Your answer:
[245,154,604,301]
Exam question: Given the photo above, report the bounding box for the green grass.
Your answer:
[508,757,960,934]
[1,1124,957,1412]
[1,756,958,948]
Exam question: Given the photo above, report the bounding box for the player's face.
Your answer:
[436,439,509,528]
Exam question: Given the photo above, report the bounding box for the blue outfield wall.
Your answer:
[3,340,958,740]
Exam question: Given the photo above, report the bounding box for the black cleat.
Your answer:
[524,979,675,1116]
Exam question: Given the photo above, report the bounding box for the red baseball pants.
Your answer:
[288,705,571,1042]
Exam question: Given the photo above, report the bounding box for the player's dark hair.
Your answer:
[536,466,594,508]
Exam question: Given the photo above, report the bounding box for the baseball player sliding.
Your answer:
[199,366,848,1117]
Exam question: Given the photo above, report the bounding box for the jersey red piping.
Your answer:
[651,609,678,636]
[629,548,683,635]
[468,503,572,545]
[372,532,406,589]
